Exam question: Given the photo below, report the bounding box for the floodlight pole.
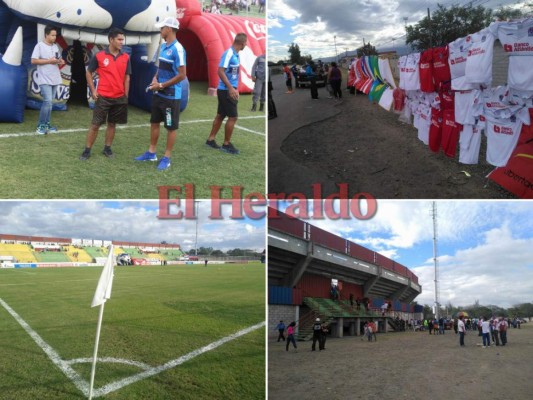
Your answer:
[194,201,199,256]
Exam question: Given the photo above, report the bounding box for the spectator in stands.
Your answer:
[311,318,322,351]
[286,321,297,352]
[356,297,361,311]
[458,315,466,346]
[381,302,387,316]
[276,320,286,342]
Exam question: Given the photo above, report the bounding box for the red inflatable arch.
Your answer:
[175,0,265,94]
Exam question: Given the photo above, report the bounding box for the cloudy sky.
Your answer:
[268,0,533,61]
[0,201,266,253]
[275,200,533,309]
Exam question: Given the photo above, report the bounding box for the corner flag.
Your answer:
[89,244,115,400]
[91,245,115,308]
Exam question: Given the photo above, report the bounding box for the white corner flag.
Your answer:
[89,244,115,400]
[91,244,115,308]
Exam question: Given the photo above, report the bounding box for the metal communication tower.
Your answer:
[432,201,440,319]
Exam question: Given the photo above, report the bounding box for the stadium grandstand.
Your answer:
[0,233,261,267]
[268,209,424,341]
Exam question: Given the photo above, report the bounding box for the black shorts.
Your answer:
[92,95,128,125]
[217,89,238,119]
[150,95,181,130]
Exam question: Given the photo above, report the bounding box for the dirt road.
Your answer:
[268,324,533,399]
[269,73,515,199]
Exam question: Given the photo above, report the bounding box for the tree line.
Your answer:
[185,247,263,257]
[420,300,533,320]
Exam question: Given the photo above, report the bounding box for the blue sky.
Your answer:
[274,200,533,308]
[0,201,266,253]
[268,0,533,61]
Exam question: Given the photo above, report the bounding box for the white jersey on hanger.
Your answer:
[490,18,533,90]
[464,28,496,86]
[400,53,421,91]
[459,120,483,164]
[481,107,531,167]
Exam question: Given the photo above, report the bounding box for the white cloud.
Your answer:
[0,201,265,252]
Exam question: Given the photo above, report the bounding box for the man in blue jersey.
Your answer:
[205,33,247,155]
[134,16,187,171]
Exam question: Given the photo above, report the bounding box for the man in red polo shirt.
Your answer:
[80,28,131,160]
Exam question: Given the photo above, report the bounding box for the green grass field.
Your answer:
[0,81,265,199]
[0,263,265,399]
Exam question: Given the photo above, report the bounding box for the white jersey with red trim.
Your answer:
[490,18,533,90]
[465,28,496,86]
[455,89,482,125]
[459,120,483,164]
[481,107,531,166]
[399,53,420,90]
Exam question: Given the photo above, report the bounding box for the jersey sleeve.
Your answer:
[87,53,98,73]
[219,49,232,69]
[31,43,41,60]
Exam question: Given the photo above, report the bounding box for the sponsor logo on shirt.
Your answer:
[504,44,513,52]
[494,125,513,135]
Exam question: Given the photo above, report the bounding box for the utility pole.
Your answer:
[427,8,432,49]
[432,202,440,319]
[334,35,338,63]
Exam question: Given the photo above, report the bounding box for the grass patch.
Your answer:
[0,263,265,399]
[0,81,265,199]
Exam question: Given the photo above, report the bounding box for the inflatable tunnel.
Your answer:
[175,0,266,94]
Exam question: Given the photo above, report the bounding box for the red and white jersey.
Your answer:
[490,18,533,90]
[432,46,451,85]
[441,109,463,158]
[399,53,420,90]
[465,28,496,86]
[459,120,483,164]
[419,49,434,93]
[455,89,481,125]
[429,107,443,153]
[481,107,531,166]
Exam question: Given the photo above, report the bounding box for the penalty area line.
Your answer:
[93,321,266,398]
[0,116,265,139]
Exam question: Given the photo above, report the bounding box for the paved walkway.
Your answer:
[268,73,340,197]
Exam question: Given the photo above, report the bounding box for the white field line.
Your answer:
[66,357,152,371]
[93,321,266,398]
[0,297,90,397]
[0,116,265,139]
[1,295,265,398]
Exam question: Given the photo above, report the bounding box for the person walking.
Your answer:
[320,322,329,350]
[276,320,286,342]
[79,28,131,161]
[311,318,322,351]
[458,315,466,346]
[286,321,297,351]
[205,33,248,155]
[250,54,265,111]
[282,63,293,94]
[499,317,508,345]
[491,318,500,346]
[134,16,187,171]
[306,64,318,100]
[328,62,342,100]
[480,317,491,348]
[31,25,65,134]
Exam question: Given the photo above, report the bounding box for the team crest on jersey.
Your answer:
[103,58,109,67]
[166,49,172,56]
[528,27,533,36]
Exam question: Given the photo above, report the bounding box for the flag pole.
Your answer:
[88,302,105,400]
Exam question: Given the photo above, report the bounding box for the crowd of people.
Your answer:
[202,0,265,14]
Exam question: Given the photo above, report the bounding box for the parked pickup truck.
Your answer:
[295,71,326,88]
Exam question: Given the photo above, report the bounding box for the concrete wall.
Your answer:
[269,304,299,340]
